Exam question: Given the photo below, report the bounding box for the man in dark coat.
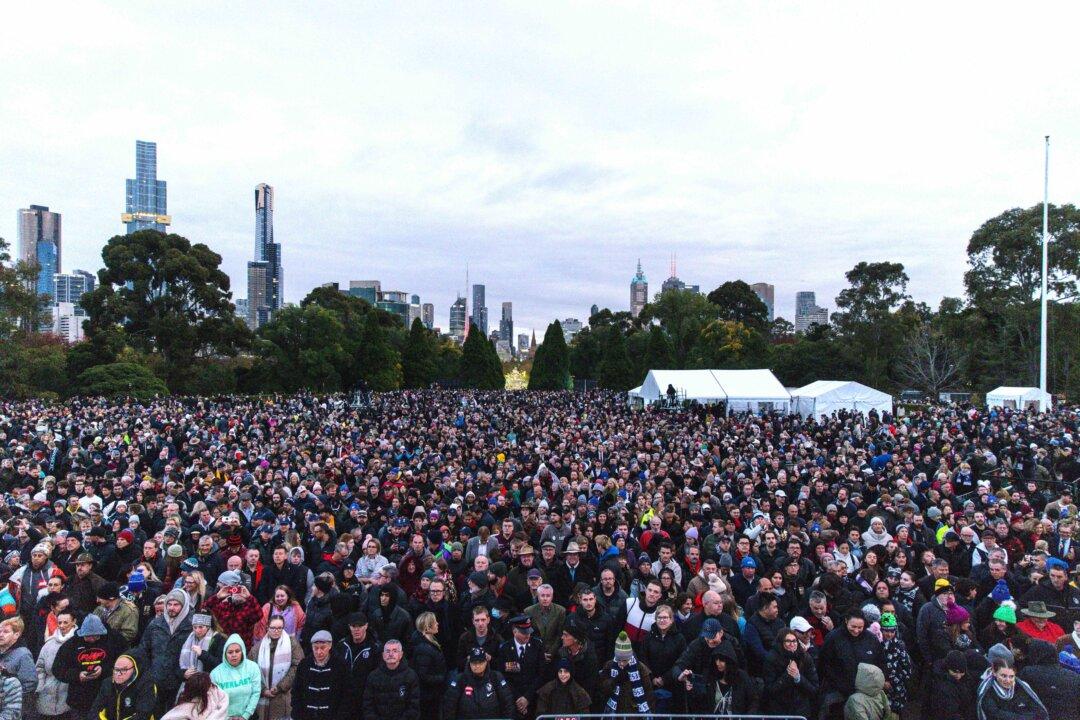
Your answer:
[494,616,545,720]
[53,614,128,720]
[362,639,420,720]
[1018,639,1080,719]
[89,653,156,720]
[335,612,381,720]
[816,611,884,718]
[294,631,346,720]
[443,647,514,720]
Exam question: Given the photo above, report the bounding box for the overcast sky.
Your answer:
[3,3,1079,337]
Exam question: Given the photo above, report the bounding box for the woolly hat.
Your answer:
[988,643,1015,668]
[993,604,1017,625]
[167,544,184,558]
[707,573,728,595]
[990,580,1012,604]
[181,557,199,572]
[945,650,967,673]
[879,612,897,629]
[861,603,882,624]
[77,614,107,637]
[467,571,489,589]
[217,570,241,587]
[614,631,634,661]
[117,530,135,544]
[127,568,146,593]
[945,603,970,626]
[191,613,212,627]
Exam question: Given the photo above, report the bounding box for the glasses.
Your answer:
[113,666,133,674]
[782,638,799,645]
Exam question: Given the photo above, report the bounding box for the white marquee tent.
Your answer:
[636,369,790,413]
[985,386,1052,412]
[791,380,893,418]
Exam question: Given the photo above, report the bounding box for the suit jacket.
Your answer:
[465,536,501,563]
[495,635,546,701]
[524,602,566,652]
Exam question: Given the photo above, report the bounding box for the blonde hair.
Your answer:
[0,616,25,636]
[416,611,440,647]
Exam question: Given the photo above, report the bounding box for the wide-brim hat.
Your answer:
[1021,601,1055,619]
[564,541,582,555]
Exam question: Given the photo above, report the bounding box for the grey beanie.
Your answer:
[987,643,1015,667]
[78,614,108,637]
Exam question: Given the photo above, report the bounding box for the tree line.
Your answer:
[0,204,1076,399]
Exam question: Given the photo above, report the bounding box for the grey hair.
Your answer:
[538,583,554,593]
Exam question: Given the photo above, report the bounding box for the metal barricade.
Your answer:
[537,714,808,720]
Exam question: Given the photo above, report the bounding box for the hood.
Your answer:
[117,653,140,686]
[1026,639,1058,666]
[854,662,885,695]
[223,633,246,665]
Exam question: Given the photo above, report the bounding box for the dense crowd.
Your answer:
[0,391,1077,720]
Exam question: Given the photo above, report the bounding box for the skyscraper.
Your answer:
[471,284,488,336]
[562,318,583,343]
[422,303,435,330]
[659,255,699,296]
[449,296,467,341]
[750,282,775,322]
[348,280,381,304]
[54,269,96,315]
[517,333,529,354]
[794,291,829,333]
[122,140,170,233]
[630,260,648,318]
[246,183,283,329]
[18,205,61,301]
[499,302,513,345]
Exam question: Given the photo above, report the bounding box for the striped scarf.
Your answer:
[605,658,651,714]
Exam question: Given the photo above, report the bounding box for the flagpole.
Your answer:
[1039,135,1049,406]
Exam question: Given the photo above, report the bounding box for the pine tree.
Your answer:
[459,322,505,389]
[528,321,571,390]
[402,317,438,388]
[598,328,636,390]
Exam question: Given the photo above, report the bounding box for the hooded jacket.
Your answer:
[159,685,229,720]
[36,626,76,716]
[139,589,193,689]
[843,663,889,720]
[53,628,128,710]
[90,654,157,720]
[209,634,261,720]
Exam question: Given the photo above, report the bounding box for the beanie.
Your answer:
[127,568,146,593]
[990,579,1012,604]
[988,643,1015,667]
[879,612,897,629]
[945,650,967,673]
[945,603,970,626]
[993,604,1017,625]
[614,631,634,661]
[118,530,135,544]
[167,544,184,558]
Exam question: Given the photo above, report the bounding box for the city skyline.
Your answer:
[3,5,1079,335]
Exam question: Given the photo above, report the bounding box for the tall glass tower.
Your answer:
[18,205,62,301]
[247,183,283,329]
[122,140,170,233]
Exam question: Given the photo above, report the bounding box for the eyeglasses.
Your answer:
[782,638,799,645]
[113,666,133,674]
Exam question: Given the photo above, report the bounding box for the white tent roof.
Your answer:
[639,370,727,403]
[637,369,790,411]
[710,369,790,403]
[986,386,1052,411]
[791,380,893,417]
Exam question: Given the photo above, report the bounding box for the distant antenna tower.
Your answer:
[670,253,677,278]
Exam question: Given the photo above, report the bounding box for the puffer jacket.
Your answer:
[35,628,75,716]
[363,659,420,720]
[844,663,889,720]
[639,624,687,685]
[1017,639,1079,719]
[137,594,192,691]
[0,675,20,720]
[409,632,446,712]
[442,667,513,720]
[90,654,157,720]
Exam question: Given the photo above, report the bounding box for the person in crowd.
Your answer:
[335,612,380,719]
[89,654,156,720]
[763,627,818,719]
[976,658,1048,720]
[443,646,512,720]
[639,603,687,712]
[534,658,590,715]
[53,614,126,720]
[0,616,37,714]
[1017,639,1079,719]
[293,631,344,720]
[410,612,447,716]
[159,672,229,720]
[598,631,657,714]
[1016,601,1066,643]
[180,613,225,681]
[494,615,543,720]
[0,666,21,720]
[35,608,76,720]
[209,634,261,720]
[252,586,305,643]
[553,620,598,701]
[844,663,890,720]
[203,572,263,649]
[364,640,419,720]
[249,615,302,720]
[139,589,192,719]
[93,582,140,646]
[818,611,884,719]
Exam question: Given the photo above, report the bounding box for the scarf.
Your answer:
[976,676,1048,720]
[895,586,917,612]
[257,633,293,692]
[180,630,216,672]
[605,657,650,714]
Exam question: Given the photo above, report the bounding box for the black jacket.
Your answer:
[928,657,976,720]
[570,607,616,660]
[411,632,448,710]
[89,655,156,720]
[293,655,346,720]
[334,635,381,718]
[256,561,306,603]
[816,626,884,696]
[762,648,818,718]
[53,629,129,710]
[494,635,545,702]
[363,659,420,720]
[1017,640,1080,720]
[639,624,687,685]
[442,667,514,720]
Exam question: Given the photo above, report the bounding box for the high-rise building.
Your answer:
[407,294,422,328]
[471,284,488,336]
[590,304,599,320]
[499,302,513,345]
[235,298,249,321]
[54,270,96,315]
[750,283,775,322]
[246,183,283,329]
[794,291,829,333]
[659,255,699,296]
[122,140,170,233]
[562,318,583,343]
[422,303,435,330]
[18,205,61,301]
[449,296,467,341]
[630,260,648,318]
[517,333,529,354]
[50,303,85,343]
[348,280,381,304]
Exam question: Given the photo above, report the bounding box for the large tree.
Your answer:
[257,305,349,391]
[598,326,636,390]
[831,261,910,388]
[0,236,47,340]
[401,317,440,388]
[528,321,571,390]
[458,322,505,389]
[706,280,769,331]
[640,289,718,368]
[81,230,248,389]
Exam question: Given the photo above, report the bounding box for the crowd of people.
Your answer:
[0,390,1076,720]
